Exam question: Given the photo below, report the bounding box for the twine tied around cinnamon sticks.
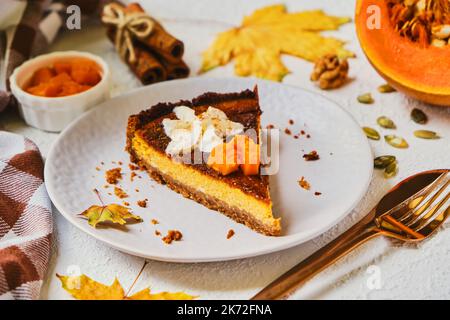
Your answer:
[101,3,154,64]
[101,2,189,85]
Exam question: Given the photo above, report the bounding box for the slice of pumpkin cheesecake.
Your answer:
[126,87,280,236]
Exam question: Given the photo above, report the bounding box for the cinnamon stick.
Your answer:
[162,59,190,80]
[124,3,184,63]
[106,28,166,84]
[133,44,167,84]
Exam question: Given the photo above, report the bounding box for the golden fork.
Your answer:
[252,169,450,300]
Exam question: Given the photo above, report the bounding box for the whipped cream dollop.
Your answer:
[162,106,244,155]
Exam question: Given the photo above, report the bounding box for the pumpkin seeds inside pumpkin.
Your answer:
[357,93,374,104]
[385,135,409,148]
[411,108,428,124]
[374,155,396,169]
[414,130,440,139]
[378,84,396,93]
[363,127,380,140]
[377,116,396,129]
[384,161,398,179]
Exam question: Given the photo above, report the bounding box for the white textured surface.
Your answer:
[1,0,449,299]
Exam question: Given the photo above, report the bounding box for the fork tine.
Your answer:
[412,192,450,232]
[414,205,450,237]
[396,172,449,223]
[402,179,450,227]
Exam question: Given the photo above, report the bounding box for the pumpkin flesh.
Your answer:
[356,0,450,106]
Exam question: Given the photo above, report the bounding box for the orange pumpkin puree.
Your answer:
[25,58,101,97]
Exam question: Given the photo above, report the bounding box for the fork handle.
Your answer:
[251,211,380,300]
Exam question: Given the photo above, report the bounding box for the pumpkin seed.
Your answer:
[377,116,396,129]
[363,127,380,140]
[384,161,398,179]
[374,155,396,169]
[357,93,374,104]
[431,24,450,39]
[377,84,396,93]
[414,130,440,139]
[385,135,409,148]
[411,108,428,124]
[431,38,447,48]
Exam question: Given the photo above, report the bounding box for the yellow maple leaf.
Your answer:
[79,203,142,228]
[57,274,125,300]
[200,4,354,81]
[57,274,196,300]
[127,288,196,300]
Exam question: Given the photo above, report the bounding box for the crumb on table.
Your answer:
[314,191,322,196]
[151,219,159,225]
[106,167,122,184]
[227,229,235,239]
[155,230,161,236]
[298,176,311,190]
[303,150,320,161]
[137,199,148,208]
[162,230,182,244]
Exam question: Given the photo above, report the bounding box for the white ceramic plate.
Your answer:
[45,77,372,262]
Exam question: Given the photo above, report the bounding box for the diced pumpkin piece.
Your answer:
[43,82,62,97]
[232,135,260,175]
[26,84,48,97]
[71,64,101,86]
[27,82,61,97]
[30,67,55,86]
[50,72,72,85]
[54,62,72,74]
[207,142,239,175]
[240,145,260,175]
[58,80,85,96]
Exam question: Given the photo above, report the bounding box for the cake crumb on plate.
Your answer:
[162,230,182,244]
[106,167,122,184]
[298,176,311,190]
[303,150,320,161]
[137,199,148,208]
[227,229,235,239]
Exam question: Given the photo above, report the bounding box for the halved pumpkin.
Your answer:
[356,0,450,106]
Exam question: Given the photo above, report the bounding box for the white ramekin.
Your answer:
[10,51,110,132]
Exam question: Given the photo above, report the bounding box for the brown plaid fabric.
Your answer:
[0,131,53,300]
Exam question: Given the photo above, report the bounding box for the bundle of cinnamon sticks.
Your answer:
[101,2,189,84]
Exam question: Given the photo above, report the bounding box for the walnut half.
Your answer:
[310,54,349,90]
